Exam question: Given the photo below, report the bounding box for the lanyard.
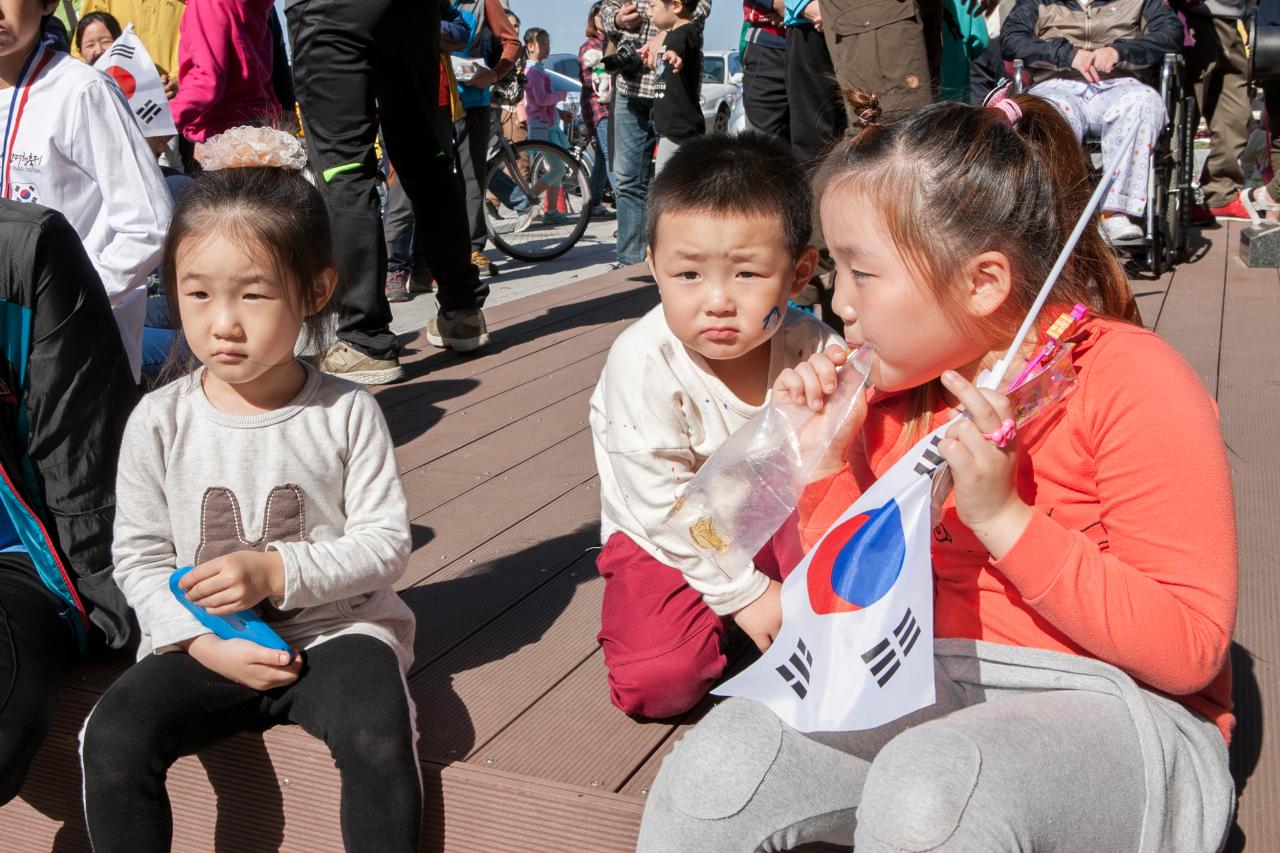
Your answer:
[0,43,53,200]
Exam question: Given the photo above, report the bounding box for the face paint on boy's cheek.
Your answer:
[762,306,781,332]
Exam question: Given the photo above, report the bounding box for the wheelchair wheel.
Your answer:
[1173,94,1198,263]
[1150,92,1195,276]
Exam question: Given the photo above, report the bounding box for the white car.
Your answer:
[700,50,743,134]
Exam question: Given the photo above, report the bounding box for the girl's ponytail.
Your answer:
[1013,95,1140,323]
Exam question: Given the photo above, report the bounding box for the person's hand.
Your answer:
[616,1,644,31]
[935,370,1032,559]
[184,634,302,691]
[146,135,172,157]
[641,32,670,69]
[179,550,286,615]
[732,579,783,651]
[773,344,870,482]
[468,67,498,89]
[1071,49,1101,83]
[160,73,178,100]
[559,108,573,123]
[802,1,823,31]
[1091,46,1120,74]
[963,0,1001,16]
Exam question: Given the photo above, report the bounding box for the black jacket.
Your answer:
[0,201,139,655]
[1002,0,1184,77]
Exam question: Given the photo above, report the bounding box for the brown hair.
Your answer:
[586,2,603,39]
[160,166,339,377]
[816,91,1138,443]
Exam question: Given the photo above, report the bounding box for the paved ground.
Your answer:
[389,217,620,337]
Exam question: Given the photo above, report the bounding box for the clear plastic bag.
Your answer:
[664,346,874,583]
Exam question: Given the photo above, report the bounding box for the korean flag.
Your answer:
[715,424,948,732]
[93,25,177,138]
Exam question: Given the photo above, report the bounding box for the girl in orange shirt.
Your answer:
[636,91,1238,853]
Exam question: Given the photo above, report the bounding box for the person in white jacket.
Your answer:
[588,132,842,719]
[0,3,171,381]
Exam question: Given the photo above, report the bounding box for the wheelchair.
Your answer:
[1010,54,1198,276]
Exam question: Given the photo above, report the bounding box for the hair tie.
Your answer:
[195,126,307,172]
[984,85,1023,128]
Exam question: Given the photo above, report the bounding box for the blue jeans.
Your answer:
[612,93,657,265]
[589,117,613,207]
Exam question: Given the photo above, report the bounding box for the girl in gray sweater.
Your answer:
[79,127,421,852]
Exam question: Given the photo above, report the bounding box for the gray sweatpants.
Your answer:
[637,641,1233,853]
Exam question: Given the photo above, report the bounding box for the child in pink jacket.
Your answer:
[169,0,280,144]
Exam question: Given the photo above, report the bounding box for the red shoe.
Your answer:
[1209,193,1252,222]
[1188,203,1216,227]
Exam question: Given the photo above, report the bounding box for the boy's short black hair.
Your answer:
[646,132,812,260]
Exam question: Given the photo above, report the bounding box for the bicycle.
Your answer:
[482,130,594,262]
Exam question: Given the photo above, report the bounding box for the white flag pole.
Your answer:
[984,122,1143,390]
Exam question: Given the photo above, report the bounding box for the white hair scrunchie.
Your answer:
[194,126,308,171]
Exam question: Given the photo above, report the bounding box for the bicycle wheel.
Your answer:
[483,140,592,262]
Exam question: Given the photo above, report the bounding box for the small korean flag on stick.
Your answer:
[93,25,177,138]
[715,423,950,732]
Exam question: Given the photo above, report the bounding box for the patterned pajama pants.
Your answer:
[1030,77,1166,218]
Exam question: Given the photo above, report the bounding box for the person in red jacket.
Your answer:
[636,92,1237,852]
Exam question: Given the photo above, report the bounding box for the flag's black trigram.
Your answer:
[893,608,922,657]
[136,100,163,123]
[913,435,945,478]
[109,42,136,60]
[775,637,814,699]
[862,608,922,688]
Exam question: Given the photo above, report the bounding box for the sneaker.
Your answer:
[409,266,434,293]
[1209,193,1251,222]
[471,250,498,278]
[1188,203,1216,227]
[606,260,628,272]
[426,308,490,353]
[542,211,572,226]
[589,204,616,220]
[317,341,405,385]
[385,269,411,303]
[1101,215,1143,243]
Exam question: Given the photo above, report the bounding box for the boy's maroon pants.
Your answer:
[595,532,789,719]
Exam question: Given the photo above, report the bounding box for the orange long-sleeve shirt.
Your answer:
[797,317,1238,741]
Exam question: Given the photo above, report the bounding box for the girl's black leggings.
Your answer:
[81,633,420,852]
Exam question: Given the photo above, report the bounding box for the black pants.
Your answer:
[785,25,847,166]
[82,634,420,853]
[287,0,487,360]
[742,41,789,140]
[455,106,493,254]
[0,559,76,804]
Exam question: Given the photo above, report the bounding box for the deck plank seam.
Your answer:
[393,381,600,478]
[461,645,606,762]
[406,551,598,678]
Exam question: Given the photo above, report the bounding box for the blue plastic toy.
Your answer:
[169,565,291,654]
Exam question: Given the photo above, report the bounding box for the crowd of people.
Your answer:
[0,0,1257,849]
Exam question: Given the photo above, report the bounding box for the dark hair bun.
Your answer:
[844,89,883,128]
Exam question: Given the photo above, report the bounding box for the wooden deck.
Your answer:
[1,222,1276,851]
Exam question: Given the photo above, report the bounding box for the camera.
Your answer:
[601,43,645,77]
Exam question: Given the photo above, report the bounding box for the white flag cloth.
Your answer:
[715,423,951,732]
[93,25,176,138]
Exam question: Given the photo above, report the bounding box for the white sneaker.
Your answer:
[1101,215,1143,243]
